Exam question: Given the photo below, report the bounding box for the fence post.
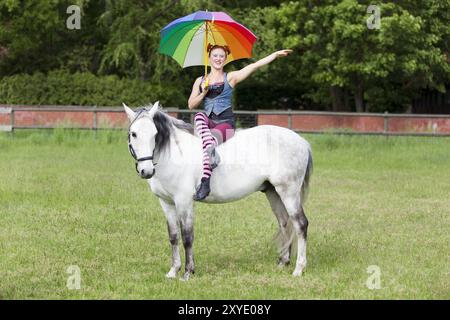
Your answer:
[288,108,292,130]
[11,107,15,135]
[383,111,389,135]
[93,105,97,138]
[93,105,98,130]
[0,107,13,134]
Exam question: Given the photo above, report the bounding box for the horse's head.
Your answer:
[123,101,160,179]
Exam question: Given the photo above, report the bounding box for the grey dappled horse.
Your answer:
[124,102,313,280]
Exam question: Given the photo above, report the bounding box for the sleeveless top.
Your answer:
[199,73,235,128]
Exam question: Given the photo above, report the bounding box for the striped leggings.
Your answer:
[194,112,234,180]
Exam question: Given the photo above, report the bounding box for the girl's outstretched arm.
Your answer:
[228,49,292,87]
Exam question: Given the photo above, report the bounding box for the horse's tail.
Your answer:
[274,219,296,259]
[300,147,313,204]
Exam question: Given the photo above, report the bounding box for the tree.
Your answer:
[0,0,109,76]
[260,0,450,112]
[1,0,448,111]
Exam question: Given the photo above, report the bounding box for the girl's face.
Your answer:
[209,48,227,70]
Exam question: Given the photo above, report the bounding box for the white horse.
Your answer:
[123,102,313,280]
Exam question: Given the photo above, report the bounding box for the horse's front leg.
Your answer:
[159,199,181,279]
[179,203,195,281]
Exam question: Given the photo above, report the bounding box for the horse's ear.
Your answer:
[148,101,160,119]
[123,103,136,122]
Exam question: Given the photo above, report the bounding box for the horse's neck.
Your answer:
[158,127,201,164]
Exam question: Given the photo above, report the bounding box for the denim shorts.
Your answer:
[209,108,235,129]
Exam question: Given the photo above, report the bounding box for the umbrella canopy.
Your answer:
[159,11,257,70]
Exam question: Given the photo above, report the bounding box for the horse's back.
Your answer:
[231,125,308,143]
[219,125,310,161]
[206,125,311,202]
[241,125,311,182]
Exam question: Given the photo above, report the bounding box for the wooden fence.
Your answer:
[1,105,450,136]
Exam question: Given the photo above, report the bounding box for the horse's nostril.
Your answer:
[139,168,154,179]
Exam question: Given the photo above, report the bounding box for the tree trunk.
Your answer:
[405,103,412,113]
[330,86,345,111]
[344,88,351,111]
[354,84,365,112]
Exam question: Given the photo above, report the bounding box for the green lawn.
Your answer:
[0,130,449,299]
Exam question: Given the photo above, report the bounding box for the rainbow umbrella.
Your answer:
[159,10,257,81]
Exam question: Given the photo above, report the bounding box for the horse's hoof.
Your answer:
[292,270,303,277]
[166,270,178,279]
[277,258,290,267]
[180,272,191,281]
[292,267,305,277]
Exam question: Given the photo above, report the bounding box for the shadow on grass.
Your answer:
[308,235,354,272]
[194,239,280,277]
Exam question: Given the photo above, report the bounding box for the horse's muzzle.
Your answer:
[140,168,155,179]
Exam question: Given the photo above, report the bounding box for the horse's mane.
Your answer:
[135,107,194,154]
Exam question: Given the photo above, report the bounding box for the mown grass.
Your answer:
[0,130,449,299]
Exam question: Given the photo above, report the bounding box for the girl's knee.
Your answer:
[194,112,207,121]
[225,128,235,141]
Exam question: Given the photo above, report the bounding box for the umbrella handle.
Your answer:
[204,21,209,89]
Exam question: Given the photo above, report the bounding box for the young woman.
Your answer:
[188,44,293,200]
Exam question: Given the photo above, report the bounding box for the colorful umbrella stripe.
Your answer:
[159,11,257,68]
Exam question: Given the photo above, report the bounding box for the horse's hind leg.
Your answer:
[159,199,182,279]
[264,186,291,266]
[274,184,309,277]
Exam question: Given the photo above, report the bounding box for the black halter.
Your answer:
[128,110,157,174]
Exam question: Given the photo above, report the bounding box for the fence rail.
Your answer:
[1,105,450,136]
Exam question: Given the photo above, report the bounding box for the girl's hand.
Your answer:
[201,77,209,94]
[274,49,293,58]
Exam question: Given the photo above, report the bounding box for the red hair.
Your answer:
[207,44,231,56]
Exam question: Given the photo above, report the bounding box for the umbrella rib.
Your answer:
[209,24,252,56]
[188,22,252,36]
[161,17,256,67]
[208,24,218,46]
[160,21,204,51]
[197,27,254,53]
[182,23,205,68]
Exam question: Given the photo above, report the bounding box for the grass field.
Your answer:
[0,129,449,299]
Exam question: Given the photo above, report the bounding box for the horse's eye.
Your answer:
[131,132,137,138]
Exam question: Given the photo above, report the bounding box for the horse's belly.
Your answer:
[205,165,267,203]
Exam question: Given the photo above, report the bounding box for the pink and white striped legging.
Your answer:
[194,112,234,180]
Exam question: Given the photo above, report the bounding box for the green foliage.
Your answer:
[97,0,211,82]
[232,0,449,111]
[235,83,312,110]
[0,0,108,75]
[0,0,448,112]
[0,70,185,107]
